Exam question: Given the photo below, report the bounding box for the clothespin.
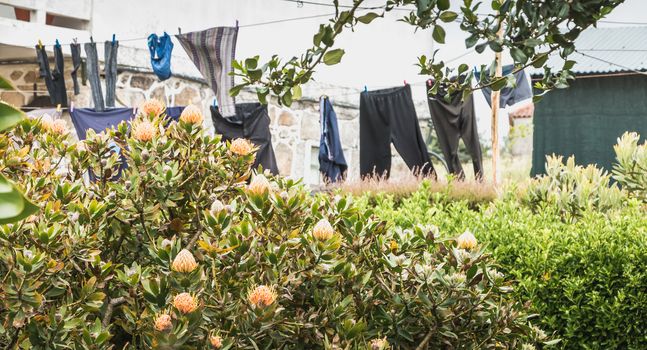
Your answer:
[56,104,61,112]
[403,80,407,86]
[213,98,218,108]
[90,36,94,43]
[37,39,43,49]
[363,86,368,93]
[73,37,78,44]
[178,27,182,35]
[112,34,116,45]
[55,39,60,48]
[133,107,137,115]
[70,101,74,113]
[235,20,239,28]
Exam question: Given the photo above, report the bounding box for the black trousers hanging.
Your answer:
[359,84,434,178]
[211,103,279,175]
[426,87,483,180]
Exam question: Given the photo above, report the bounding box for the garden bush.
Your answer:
[356,162,647,349]
[613,132,647,202]
[0,102,551,349]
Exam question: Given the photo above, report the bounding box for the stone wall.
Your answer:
[1,61,430,184]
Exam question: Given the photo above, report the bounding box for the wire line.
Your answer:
[574,50,647,76]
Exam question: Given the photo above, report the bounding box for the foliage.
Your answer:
[355,175,647,349]
[0,79,39,224]
[612,132,647,202]
[518,155,625,222]
[232,0,625,106]
[0,102,550,349]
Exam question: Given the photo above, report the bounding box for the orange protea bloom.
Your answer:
[247,174,271,195]
[456,230,477,250]
[171,249,198,273]
[39,114,54,131]
[50,119,68,135]
[154,314,172,332]
[179,105,204,125]
[140,99,165,117]
[247,285,277,308]
[132,120,156,142]
[312,219,334,241]
[209,334,223,348]
[173,292,198,314]
[230,138,255,156]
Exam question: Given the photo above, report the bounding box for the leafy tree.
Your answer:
[231,0,625,106]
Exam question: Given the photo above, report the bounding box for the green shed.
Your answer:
[531,27,647,176]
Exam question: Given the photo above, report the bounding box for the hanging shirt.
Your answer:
[148,32,174,81]
[319,97,347,183]
[177,27,239,117]
[477,65,533,108]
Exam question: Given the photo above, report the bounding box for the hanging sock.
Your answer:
[148,32,174,81]
[84,42,105,112]
[426,85,483,180]
[35,45,67,106]
[70,43,82,95]
[477,65,533,108]
[104,40,119,108]
[177,26,239,117]
[210,103,278,174]
[359,84,435,179]
[319,97,347,183]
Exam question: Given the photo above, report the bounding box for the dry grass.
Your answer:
[332,173,499,205]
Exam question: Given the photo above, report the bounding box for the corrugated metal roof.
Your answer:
[531,26,647,76]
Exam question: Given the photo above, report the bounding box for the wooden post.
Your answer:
[491,19,504,184]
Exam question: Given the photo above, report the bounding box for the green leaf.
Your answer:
[532,53,549,68]
[0,75,15,90]
[229,84,246,97]
[510,47,528,64]
[439,11,458,23]
[0,101,25,132]
[0,174,38,224]
[490,77,507,91]
[437,0,450,11]
[357,12,382,24]
[292,85,302,100]
[323,49,345,65]
[432,25,446,44]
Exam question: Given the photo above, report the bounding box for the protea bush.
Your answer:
[0,101,553,349]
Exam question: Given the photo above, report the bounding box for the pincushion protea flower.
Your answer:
[179,105,203,125]
[210,199,225,214]
[229,138,255,156]
[132,120,156,142]
[369,337,389,350]
[456,230,477,250]
[140,99,165,117]
[173,292,197,314]
[39,114,54,130]
[154,313,172,332]
[171,249,198,273]
[50,119,68,135]
[209,334,223,348]
[312,219,334,241]
[247,285,277,308]
[247,174,271,195]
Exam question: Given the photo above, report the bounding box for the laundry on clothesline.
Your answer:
[359,84,435,179]
[70,43,84,95]
[104,40,119,108]
[319,96,347,183]
[210,103,279,175]
[426,82,483,180]
[177,26,239,117]
[148,32,174,81]
[35,43,68,106]
[477,65,533,109]
[83,41,105,112]
[26,108,62,120]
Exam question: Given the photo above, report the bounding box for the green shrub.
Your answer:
[0,103,550,349]
[519,155,625,222]
[356,184,647,349]
[613,132,647,202]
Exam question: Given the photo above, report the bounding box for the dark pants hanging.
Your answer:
[35,45,67,106]
[84,42,105,112]
[359,84,434,179]
[70,43,82,95]
[426,89,483,180]
[211,104,278,175]
[104,41,119,107]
